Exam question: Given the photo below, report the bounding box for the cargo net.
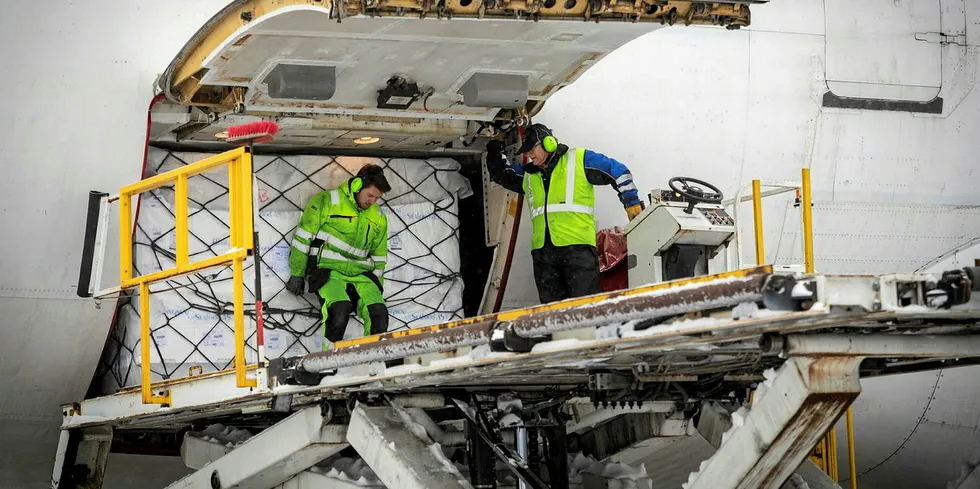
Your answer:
[94,149,473,394]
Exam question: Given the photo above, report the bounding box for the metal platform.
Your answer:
[54,266,980,489]
[60,267,980,429]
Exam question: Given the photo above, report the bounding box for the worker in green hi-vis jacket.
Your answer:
[284,164,391,349]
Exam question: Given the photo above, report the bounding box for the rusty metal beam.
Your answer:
[337,266,773,349]
[299,269,773,374]
[509,272,770,338]
[300,320,497,373]
[686,356,861,489]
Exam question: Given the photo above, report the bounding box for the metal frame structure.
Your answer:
[112,147,258,405]
[53,264,980,488]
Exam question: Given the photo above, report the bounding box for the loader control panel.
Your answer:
[626,177,735,286]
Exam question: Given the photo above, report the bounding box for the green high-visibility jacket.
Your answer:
[522,148,596,250]
[288,180,388,281]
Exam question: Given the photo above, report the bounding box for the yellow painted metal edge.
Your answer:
[846,406,858,489]
[121,147,245,196]
[120,249,248,289]
[752,179,765,265]
[115,364,260,396]
[802,168,815,273]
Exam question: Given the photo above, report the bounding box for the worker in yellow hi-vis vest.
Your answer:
[285,164,391,349]
[486,123,644,304]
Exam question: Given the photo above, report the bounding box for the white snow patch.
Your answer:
[429,355,477,369]
[530,338,591,352]
[318,371,361,386]
[324,457,382,487]
[732,407,748,428]
[499,413,523,428]
[721,406,750,446]
[391,403,432,442]
[791,282,813,298]
[732,301,759,319]
[383,363,424,375]
[496,393,523,414]
[621,316,727,339]
[753,367,778,406]
[429,443,459,472]
[763,367,777,386]
[427,344,515,369]
[191,424,253,447]
[886,304,933,314]
[567,452,649,482]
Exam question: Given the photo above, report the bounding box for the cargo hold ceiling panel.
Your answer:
[196,6,660,119]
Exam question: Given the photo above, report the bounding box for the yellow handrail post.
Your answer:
[830,427,839,481]
[751,179,765,265]
[119,193,133,283]
[801,168,815,273]
[847,406,858,489]
[175,173,189,268]
[233,255,251,387]
[139,282,152,404]
[139,282,172,406]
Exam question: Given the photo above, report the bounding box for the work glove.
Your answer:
[486,139,505,156]
[285,276,305,296]
[626,203,644,221]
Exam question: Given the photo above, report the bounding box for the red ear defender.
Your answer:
[227,121,280,144]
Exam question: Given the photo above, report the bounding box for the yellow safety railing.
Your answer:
[743,169,857,487]
[118,147,257,405]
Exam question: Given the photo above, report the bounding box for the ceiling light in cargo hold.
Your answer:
[263,64,336,101]
[353,137,380,145]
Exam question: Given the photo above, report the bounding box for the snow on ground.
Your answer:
[315,456,384,487]
[496,392,523,414]
[499,413,523,428]
[189,424,253,448]
[568,452,650,483]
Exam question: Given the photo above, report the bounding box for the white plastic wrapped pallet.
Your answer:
[98,149,472,392]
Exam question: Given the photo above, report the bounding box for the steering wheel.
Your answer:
[668,177,724,214]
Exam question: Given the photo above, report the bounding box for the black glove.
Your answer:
[486,139,505,156]
[285,276,305,295]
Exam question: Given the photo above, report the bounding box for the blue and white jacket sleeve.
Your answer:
[582,150,642,208]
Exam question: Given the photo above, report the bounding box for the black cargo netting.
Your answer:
[95,149,471,393]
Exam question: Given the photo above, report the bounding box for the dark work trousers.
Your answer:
[531,243,601,304]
